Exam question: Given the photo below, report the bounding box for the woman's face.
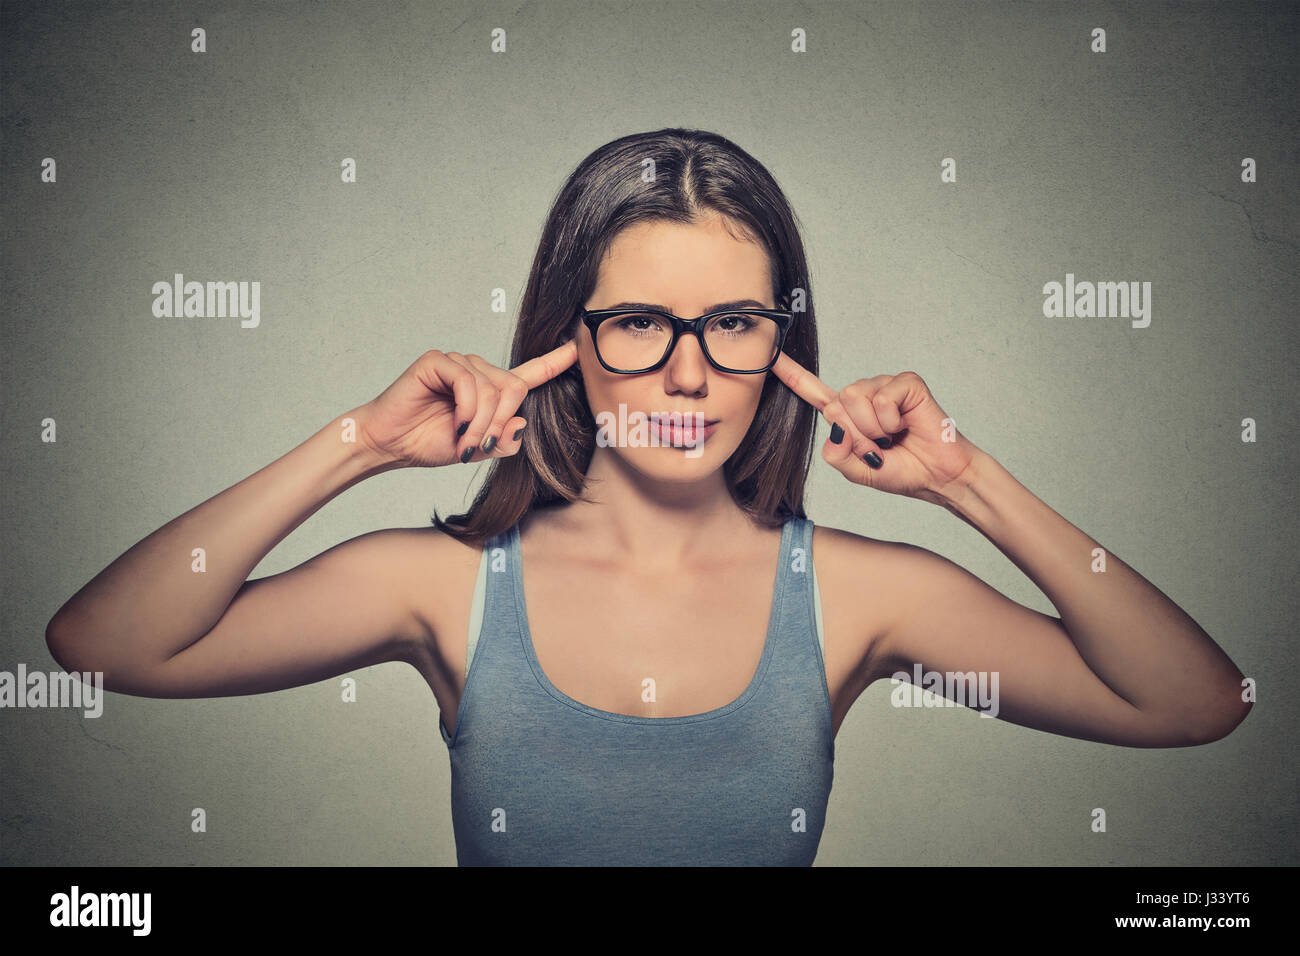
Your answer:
[578,214,775,482]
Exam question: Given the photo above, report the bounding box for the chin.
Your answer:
[619,445,730,481]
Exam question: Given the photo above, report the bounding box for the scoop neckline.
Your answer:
[511,517,792,725]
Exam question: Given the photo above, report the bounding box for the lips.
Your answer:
[648,412,717,425]
[647,415,717,445]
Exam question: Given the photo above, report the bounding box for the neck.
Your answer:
[544,445,762,569]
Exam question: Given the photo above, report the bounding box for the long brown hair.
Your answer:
[431,128,820,544]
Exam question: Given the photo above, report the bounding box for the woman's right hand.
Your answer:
[357,342,579,468]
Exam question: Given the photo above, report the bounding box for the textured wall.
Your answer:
[2,0,1295,866]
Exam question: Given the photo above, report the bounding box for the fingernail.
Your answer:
[481,435,497,454]
[873,436,892,449]
[456,421,469,437]
[829,423,844,445]
[864,452,883,468]
[513,427,525,441]
[460,447,474,463]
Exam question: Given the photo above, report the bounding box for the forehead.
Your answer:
[593,217,772,302]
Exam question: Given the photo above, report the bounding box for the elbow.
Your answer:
[1194,697,1253,745]
[46,612,100,676]
[1181,694,1253,746]
[1143,689,1253,747]
[45,616,79,673]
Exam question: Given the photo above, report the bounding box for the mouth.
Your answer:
[647,413,718,446]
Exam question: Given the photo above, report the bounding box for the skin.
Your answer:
[46,214,1252,756]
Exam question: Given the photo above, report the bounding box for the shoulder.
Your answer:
[808,522,950,683]
[352,525,486,656]
[809,521,902,571]
[810,521,951,587]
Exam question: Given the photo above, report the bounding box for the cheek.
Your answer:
[734,379,767,418]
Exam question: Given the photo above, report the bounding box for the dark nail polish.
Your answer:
[460,447,473,463]
[829,423,844,444]
[864,452,883,468]
[513,427,525,441]
[873,436,892,449]
[456,421,469,437]
[481,435,497,454]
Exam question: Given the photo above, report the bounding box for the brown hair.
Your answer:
[431,128,820,544]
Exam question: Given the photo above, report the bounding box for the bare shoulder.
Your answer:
[810,523,928,687]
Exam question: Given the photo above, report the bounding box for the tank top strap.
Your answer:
[770,514,819,659]
[438,523,518,746]
[476,524,517,660]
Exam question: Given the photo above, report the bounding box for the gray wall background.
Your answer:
[2,0,1296,865]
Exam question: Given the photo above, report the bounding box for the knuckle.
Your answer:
[840,382,866,402]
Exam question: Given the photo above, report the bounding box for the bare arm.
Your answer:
[767,358,1251,749]
[44,407,414,696]
[44,344,578,698]
[868,449,1252,747]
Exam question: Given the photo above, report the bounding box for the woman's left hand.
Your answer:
[771,353,982,502]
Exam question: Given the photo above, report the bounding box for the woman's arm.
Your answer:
[868,447,1251,747]
[44,407,420,696]
[770,358,1252,748]
[44,345,571,698]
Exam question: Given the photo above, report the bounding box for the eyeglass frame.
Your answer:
[579,307,797,374]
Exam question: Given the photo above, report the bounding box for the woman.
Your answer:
[45,128,1251,866]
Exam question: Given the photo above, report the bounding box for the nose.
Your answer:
[663,331,709,393]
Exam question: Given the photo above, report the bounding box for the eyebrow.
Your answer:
[598,299,771,313]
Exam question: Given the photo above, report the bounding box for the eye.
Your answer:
[613,313,668,336]
[710,313,757,335]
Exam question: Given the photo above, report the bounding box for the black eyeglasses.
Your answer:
[580,308,796,374]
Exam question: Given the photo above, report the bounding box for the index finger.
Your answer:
[510,339,579,389]
[770,351,838,410]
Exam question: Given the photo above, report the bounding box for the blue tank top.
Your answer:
[438,515,835,865]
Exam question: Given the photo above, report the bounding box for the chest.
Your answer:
[520,553,780,719]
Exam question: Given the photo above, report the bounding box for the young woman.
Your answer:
[46,128,1251,866]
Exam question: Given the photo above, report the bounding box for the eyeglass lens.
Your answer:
[596,312,780,372]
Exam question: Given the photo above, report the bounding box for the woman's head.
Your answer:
[433,128,819,541]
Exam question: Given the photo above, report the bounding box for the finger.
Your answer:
[769,351,838,411]
[490,416,528,458]
[820,399,870,471]
[509,339,580,390]
[820,424,882,487]
[767,351,877,460]
[444,352,500,462]
[462,354,531,454]
[421,350,479,446]
[820,397,875,463]
[867,372,928,434]
[838,377,894,444]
